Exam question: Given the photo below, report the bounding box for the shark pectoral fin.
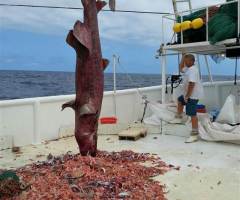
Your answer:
[96,1,107,12]
[101,58,109,71]
[73,20,92,55]
[66,30,86,56]
[66,30,75,48]
[79,103,97,117]
[62,100,76,111]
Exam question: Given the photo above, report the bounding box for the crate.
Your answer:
[118,128,147,141]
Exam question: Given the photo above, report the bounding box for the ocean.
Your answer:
[0,70,237,100]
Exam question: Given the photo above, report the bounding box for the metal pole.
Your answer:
[113,55,117,116]
[234,58,238,85]
[238,0,240,37]
[204,55,213,82]
[214,84,221,108]
[162,17,165,46]
[188,0,193,13]
[161,50,167,104]
[206,6,209,41]
[196,54,202,80]
[172,0,178,19]
[181,15,183,44]
[178,53,180,74]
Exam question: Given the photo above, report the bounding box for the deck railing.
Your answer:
[0,81,239,148]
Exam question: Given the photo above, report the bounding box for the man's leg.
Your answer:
[176,95,185,118]
[191,116,198,136]
[172,95,189,124]
[177,101,184,116]
[185,99,199,143]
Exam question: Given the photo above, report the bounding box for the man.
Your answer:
[176,54,204,143]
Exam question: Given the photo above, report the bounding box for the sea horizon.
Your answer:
[0,69,238,100]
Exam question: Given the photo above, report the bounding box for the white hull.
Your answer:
[0,80,239,147]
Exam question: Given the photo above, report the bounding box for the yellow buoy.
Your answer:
[192,18,204,29]
[173,23,181,33]
[181,20,192,31]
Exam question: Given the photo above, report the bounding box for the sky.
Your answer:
[0,0,238,75]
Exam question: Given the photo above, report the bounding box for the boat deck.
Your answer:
[0,125,239,200]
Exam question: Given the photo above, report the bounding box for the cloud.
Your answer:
[0,0,226,46]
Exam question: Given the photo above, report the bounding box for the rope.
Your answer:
[116,57,181,106]
[117,57,146,99]
[0,3,170,15]
[114,57,154,124]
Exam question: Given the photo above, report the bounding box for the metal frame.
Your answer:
[172,0,193,19]
[163,0,239,46]
[160,0,240,103]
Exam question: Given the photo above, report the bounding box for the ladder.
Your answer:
[172,0,193,19]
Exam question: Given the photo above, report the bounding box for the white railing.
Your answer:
[0,81,239,148]
[162,0,239,45]
[0,86,162,147]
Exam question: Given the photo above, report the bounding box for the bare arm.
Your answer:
[179,54,186,73]
[185,82,195,100]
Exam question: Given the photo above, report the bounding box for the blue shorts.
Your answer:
[178,95,199,116]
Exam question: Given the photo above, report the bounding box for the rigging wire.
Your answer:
[116,57,150,123]
[116,56,147,98]
[0,3,170,15]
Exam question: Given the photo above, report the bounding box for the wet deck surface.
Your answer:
[0,132,240,200]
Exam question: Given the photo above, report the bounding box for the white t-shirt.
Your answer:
[182,65,204,100]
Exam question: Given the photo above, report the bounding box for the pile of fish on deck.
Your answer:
[0,151,179,199]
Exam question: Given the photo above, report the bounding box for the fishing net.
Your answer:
[175,0,238,44]
[208,0,238,44]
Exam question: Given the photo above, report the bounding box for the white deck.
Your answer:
[0,132,239,200]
